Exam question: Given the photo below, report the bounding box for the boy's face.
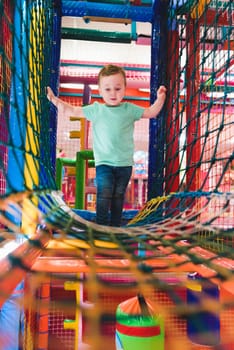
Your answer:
[98,73,126,106]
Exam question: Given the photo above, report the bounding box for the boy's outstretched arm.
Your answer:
[142,85,167,119]
[47,87,84,117]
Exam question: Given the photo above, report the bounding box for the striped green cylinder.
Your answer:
[115,295,164,350]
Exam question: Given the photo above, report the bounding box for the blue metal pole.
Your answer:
[8,0,28,194]
[147,0,168,200]
[47,0,62,179]
[62,1,153,22]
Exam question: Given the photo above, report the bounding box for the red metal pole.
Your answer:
[186,16,201,192]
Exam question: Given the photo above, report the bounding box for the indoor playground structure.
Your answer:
[0,0,233,349]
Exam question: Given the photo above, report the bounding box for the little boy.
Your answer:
[48,64,166,226]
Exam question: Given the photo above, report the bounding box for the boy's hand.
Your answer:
[46,86,82,117]
[157,85,167,100]
[47,86,56,103]
[47,86,61,110]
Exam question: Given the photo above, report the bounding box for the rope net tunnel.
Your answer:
[0,0,233,349]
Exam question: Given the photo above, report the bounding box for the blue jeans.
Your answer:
[95,165,132,226]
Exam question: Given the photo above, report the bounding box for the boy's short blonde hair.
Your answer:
[98,65,127,86]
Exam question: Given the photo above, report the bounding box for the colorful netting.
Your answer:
[0,0,233,349]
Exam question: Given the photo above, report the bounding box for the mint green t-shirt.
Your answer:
[83,102,144,166]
